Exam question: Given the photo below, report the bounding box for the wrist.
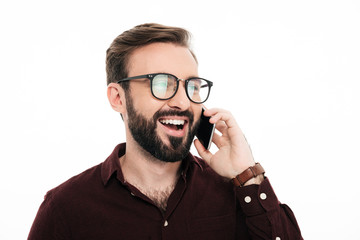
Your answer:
[243,174,264,186]
[231,163,265,187]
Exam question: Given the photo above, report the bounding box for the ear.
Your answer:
[107,83,126,114]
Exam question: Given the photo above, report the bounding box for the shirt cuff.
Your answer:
[235,177,279,216]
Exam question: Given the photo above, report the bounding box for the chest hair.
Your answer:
[133,183,176,212]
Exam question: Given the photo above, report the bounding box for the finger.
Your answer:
[205,108,243,143]
[211,112,238,130]
[204,109,234,129]
[214,121,228,135]
[194,139,213,164]
[203,107,229,117]
[205,108,237,127]
[212,117,241,141]
[211,131,225,149]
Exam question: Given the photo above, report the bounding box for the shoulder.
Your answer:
[44,162,103,205]
[42,143,124,207]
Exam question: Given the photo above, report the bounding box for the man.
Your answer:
[28,23,302,239]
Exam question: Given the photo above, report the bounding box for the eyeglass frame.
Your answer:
[116,73,213,104]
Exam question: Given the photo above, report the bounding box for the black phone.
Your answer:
[196,108,215,150]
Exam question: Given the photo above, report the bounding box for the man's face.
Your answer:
[123,43,202,162]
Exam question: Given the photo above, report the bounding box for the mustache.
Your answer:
[153,109,194,125]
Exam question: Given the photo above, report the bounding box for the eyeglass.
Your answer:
[117,73,213,104]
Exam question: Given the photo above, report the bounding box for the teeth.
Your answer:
[160,119,185,125]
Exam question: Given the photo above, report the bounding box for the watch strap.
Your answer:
[232,163,265,187]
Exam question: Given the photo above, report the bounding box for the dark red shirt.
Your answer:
[28,143,302,239]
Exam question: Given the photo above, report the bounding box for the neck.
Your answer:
[120,139,182,192]
[120,141,182,212]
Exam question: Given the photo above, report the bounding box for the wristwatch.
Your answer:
[232,163,265,187]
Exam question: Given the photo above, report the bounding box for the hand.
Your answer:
[194,108,256,180]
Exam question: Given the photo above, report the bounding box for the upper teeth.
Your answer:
[160,119,185,125]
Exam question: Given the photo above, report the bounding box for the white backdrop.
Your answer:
[1,0,359,239]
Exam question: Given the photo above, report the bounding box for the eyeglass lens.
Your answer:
[151,74,210,103]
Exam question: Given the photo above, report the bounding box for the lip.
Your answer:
[158,116,189,137]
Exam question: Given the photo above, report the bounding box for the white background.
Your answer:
[1,0,359,239]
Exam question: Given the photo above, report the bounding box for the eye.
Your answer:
[152,78,167,97]
[187,79,201,96]
[152,74,178,99]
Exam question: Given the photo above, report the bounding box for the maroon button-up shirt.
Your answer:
[28,143,302,239]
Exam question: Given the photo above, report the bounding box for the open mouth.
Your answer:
[159,119,186,131]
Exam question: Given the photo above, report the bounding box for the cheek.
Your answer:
[130,91,165,117]
[193,105,203,123]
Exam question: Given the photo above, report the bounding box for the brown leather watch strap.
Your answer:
[232,163,265,187]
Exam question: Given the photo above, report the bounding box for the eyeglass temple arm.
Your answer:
[201,81,213,88]
[117,74,150,83]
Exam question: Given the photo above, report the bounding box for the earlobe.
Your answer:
[107,83,126,113]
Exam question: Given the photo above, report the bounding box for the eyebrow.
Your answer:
[186,75,200,79]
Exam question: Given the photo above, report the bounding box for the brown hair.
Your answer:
[106,23,197,89]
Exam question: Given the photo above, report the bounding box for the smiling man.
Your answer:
[28,23,303,239]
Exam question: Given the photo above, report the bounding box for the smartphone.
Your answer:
[196,108,215,150]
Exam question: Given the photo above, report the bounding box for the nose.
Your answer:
[167,80,191,110]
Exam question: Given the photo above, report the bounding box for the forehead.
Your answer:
[127,42,198,79]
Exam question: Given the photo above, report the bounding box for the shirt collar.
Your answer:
[101,143,203,186]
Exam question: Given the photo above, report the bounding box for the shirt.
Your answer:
[28,143,303,240]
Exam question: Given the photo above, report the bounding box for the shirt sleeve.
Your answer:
[28,191,71,240]
[235,177,303,240]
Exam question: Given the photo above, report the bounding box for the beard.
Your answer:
[125,93,200,163]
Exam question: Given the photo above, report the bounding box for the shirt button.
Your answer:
[130,192,135,196]
[275,237,281,240]
[244,196,251,203]
[260,193,267,200]
[164,220,169,227]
